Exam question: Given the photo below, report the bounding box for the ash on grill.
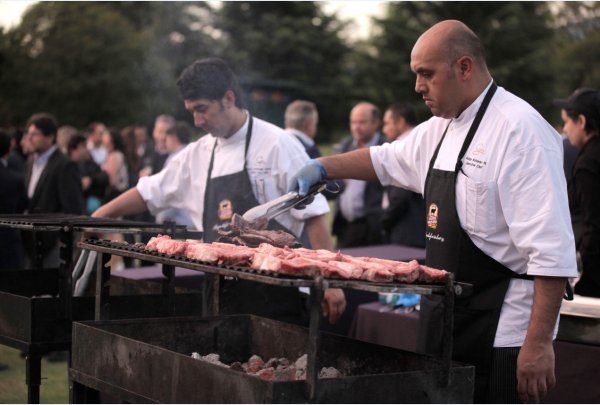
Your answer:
[215,214,301,248]
[190,352,342,381]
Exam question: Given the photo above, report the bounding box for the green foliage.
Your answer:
[353,2,559,124]
[0,1,217,129]
[214,1,351,139]
[0,1,598,136]
[0,2,145,127]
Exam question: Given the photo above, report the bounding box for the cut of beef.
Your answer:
[216,213,301,248]
[139,234,448,284]
[418,264,449,282]
[321,260,363,279]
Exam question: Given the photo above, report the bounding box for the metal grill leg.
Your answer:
[306,277,324,401]
[25,352,42,404]
[70,380,100,404]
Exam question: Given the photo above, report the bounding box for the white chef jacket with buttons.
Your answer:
[137,114,329,238]
[370,83,578,347]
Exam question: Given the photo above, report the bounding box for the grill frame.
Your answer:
[70,315,475,403]
[74,238,472,402]
[0,214,192,403]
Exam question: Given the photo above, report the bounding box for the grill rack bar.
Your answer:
[0,214,193,404]
[0,214,187,234]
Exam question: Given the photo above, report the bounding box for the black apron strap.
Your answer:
[206,114,254,180]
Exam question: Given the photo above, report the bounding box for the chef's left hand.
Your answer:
[517,340,556,403]
[322,288,346,324]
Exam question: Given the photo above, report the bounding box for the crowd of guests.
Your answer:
[0,89,598,296]
[0,113,194,270]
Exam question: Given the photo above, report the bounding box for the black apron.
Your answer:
[418,83,533,402]
[202,115,306,324]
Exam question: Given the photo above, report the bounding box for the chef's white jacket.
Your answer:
[137,114,329,238]
[371,82,578,347]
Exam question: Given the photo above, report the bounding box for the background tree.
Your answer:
[1,1,599,138]
[213,1,350,139]
[0,1,217,129]
[350,2,559,125]
[0,2,145,127]
[550,2,600,123]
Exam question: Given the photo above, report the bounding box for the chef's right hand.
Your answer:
[288,159,327,196]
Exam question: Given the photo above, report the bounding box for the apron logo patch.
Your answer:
[427,203,439,229]
[218,199,234,221]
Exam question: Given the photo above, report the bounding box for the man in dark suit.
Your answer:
[332,102,385,248]
[380,103,426,248]
[0,129,27,270]
[23,113,84,267]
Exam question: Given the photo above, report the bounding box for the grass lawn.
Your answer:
[0,345,68,404]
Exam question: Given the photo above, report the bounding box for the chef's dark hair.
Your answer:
[177,57,245,108]
[26,112,58,139]
[555,88,600,135]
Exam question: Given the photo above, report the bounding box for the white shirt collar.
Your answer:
[217,110,250,147]
[453,80,494,126]
[352,132,381,149]
[34,144,58,166]
[287,129,315,147]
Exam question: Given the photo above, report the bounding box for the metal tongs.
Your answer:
[242,181,327,222]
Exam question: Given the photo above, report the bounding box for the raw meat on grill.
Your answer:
[418,264,449,282]
[321,260,363,279]
[278,257,324,277]
[146,234,188,255]
[186,241,254,266]
[251,253,282,272]
[138,234,447,284]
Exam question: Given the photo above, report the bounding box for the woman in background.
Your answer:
[100,127,129,270]
[555,88,600,297]
[101,127,129,203]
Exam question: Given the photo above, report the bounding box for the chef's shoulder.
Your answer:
[252,117,307,154]
[489,87,562,153]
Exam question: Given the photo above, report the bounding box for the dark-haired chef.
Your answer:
[93,57,346,325]
[288,20,576,403]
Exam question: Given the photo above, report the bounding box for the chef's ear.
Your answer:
[222,90,236,109]
[456,56,473,79]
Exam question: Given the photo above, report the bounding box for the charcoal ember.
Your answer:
[255,367,275,380]
[229,361,244,372]
[264,357,290,369]
[273,365,297,381]
[294,354,307,380]
[192,353,227,368]
[319,367,342,379]
[294,354,307,370]
[243,354,265,373]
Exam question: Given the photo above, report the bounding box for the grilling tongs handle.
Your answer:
[262,181,327,221]
[242,181,327,222]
